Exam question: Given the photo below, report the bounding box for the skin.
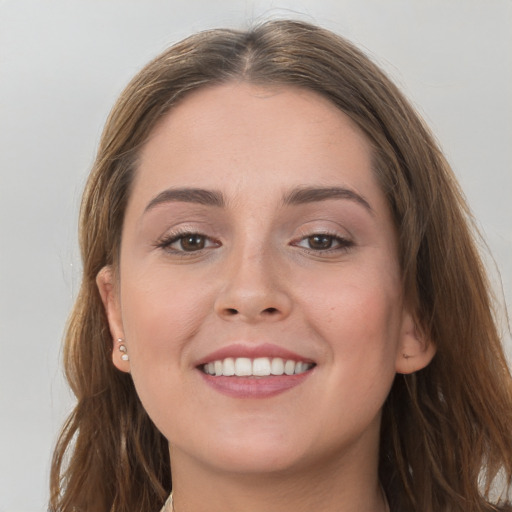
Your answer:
[98,83,435,512]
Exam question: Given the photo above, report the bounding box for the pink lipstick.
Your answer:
[196,343,315,398]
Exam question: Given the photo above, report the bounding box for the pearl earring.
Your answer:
[117,338,129,361]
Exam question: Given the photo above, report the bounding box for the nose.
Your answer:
[214,247,292,323]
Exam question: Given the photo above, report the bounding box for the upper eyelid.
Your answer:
[156,227,351,241]
[291,224,353,241]
[157,231,217,245]
[155,223,217,240]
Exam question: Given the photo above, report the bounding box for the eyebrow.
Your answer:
[143,185,373,214]
[283,186,374,214]
[144,187,225,212]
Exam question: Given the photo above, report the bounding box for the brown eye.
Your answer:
[307,234,335,250]
[293,232,353,254]
[156,231,219,255]
[179,234,206,251]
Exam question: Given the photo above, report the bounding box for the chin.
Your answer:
[169,421,316,477]
[203,441,311,476]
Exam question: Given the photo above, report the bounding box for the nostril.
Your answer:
[263,307,278,315]
[225,308,238,315]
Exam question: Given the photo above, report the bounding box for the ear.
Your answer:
[96,266,130,373]
[395,309,436,374]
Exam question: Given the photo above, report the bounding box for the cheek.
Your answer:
[297,258,403,370]
[119,265,213,370]
[117,266,214,432]
[302,277,401,434]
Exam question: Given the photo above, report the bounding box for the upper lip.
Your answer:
[195,343,315,366]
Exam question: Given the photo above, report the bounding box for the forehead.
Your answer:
[131,82,382,211]
[142,82,371,158]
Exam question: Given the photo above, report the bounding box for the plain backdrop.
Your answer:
[0,1,511,510]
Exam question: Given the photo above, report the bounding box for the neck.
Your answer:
[168,439,387,512]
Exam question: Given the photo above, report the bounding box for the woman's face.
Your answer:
[99,83,434,477]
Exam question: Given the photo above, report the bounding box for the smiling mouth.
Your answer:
[201,357,315,377]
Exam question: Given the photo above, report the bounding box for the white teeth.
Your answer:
[222,357,235,376]
[202,357,313,377]
[253,357,271,376]
[270,358,284,375]
[284,360,295,375]
[234,357,252,376]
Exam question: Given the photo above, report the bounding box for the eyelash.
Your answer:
[154,230,219,255]
[291,232,354,254]
[154,230,354,256]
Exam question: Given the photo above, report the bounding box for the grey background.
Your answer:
[0,1,510,510]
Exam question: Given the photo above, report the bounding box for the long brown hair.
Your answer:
[50,20,512,512]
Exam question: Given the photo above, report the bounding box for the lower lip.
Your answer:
[199,369,314,398]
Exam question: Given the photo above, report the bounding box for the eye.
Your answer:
[176,234,207,251]
[305,234,336,250]
[293,233,353,252]
[156,232,219,253]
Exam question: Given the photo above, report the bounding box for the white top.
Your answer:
[160,493,173,512]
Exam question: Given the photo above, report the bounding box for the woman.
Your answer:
[49,20,512,512]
